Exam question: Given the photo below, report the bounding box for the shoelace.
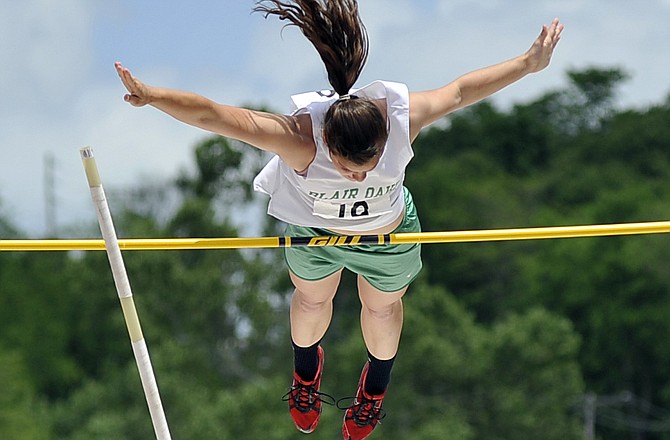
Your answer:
[337,396,386,427]
[282,384,335,412]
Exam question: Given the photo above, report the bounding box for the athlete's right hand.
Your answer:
[115,61,153,107]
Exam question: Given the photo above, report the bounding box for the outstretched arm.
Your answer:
[409,18,564,140]
[114,62,315,170]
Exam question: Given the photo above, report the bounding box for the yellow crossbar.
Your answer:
[2,220,670,251]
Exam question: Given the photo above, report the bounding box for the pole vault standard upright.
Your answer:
[80,147,172,440]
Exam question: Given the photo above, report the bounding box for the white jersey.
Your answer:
[253,80,413,233]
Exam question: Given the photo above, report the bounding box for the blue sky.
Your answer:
[2,0,670,236]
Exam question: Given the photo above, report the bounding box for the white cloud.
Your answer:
[0,1,202,235]
[0,0,97,234]
[0,0,94,114]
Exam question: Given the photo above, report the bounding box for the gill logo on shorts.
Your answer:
[308,235,362,246]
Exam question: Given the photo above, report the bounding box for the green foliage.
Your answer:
[479,308,583,439]
[389,285,583,439]
[176,135,267,204]
[0,252,91,397]
[0,347,51,439]
[567,67,630,108]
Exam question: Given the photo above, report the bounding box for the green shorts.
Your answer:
[285,188,422,293]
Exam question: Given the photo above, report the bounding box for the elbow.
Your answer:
[195,101,232,133]
[453,88,465,110]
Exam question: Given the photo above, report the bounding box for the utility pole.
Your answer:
[584,392,597,440]
[44,153,57,237]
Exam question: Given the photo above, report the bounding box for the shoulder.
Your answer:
[408,84,463,139]
[278,113,316,172]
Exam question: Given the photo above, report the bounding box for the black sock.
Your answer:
[364,351,396,396]
[292,340,321,382]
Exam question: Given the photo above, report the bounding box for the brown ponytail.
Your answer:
[253,0,368,95]
[254,0,388,165]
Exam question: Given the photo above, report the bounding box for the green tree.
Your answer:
[0,347,51,439]
[0,252,87,398]
[387,284,584,440]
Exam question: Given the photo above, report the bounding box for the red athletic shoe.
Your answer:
[283,346,334,433]
[341,363,386,440]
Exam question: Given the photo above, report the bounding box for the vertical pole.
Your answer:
[584,392,597,440]
[80,147,172,440]
[44,152,57,236]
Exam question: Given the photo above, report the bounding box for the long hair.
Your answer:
[254,0,388,165]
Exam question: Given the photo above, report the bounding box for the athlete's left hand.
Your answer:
[525,18,564,73]
[114,61,154,107]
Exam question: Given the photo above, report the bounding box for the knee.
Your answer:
[293,289,331,314]
[363,300,402,321]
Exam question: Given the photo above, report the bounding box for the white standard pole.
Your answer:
[80,147,172,440]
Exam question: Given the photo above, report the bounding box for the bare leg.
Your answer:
[357,276,407,360]
[289,269,343,347]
